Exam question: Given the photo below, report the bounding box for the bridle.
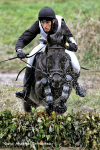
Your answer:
[45,44,67,81]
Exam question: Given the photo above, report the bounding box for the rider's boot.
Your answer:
[72,72,86,97]
[16,67,32,100]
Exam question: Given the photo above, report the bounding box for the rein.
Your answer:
[0,53,48,81]
[47,45,91,71]
[0,45,98,82]
[45,45,67,80]
[16,58,48,81]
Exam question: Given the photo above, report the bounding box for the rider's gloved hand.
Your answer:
[68,43,78,52]
[65,42,78,52]
[17,50,26,59]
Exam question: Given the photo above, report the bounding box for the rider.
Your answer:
[15,6,86,100]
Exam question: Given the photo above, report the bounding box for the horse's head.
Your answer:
[46,32,71,88]
[47,31,66,48]
[34,30,72,110]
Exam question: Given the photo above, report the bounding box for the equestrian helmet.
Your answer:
[38,7,56,21]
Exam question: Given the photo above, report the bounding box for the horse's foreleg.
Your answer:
[41,79,54,115]
[55,83,69,114]
[35,78,48,99]
[44,85,55,115]
[44,86,53,104]
[35,78,54,114]
[60,83,70,103]
[55,75,72,114]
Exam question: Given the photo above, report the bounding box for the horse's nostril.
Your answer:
[52,75,62,82]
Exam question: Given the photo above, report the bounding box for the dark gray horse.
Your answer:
[23,32,73,114]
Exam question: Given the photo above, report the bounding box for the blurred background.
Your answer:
[0,0,100,114]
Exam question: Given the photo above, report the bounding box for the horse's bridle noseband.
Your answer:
[49,69,64,77]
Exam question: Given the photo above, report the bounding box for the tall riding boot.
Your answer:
[72,72,86,97]
[16,67,32,100]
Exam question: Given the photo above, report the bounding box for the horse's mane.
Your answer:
[47,30,66,48]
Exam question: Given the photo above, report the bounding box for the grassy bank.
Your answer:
[0,109,100,149]
[0,0,100,44]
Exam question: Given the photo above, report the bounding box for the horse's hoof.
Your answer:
[60,96,66,103]
[55,102,67,114]
[45,105,51,115]
[45,104,55,115]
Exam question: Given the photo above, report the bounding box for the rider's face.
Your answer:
[41,19,55,32]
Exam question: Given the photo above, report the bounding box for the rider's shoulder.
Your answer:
[30,20,40,30]
[56,15,65,22]
[56,15,63,19]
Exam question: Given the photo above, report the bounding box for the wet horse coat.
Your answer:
[23,32,73,114]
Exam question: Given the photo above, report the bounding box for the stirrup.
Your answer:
[15,88,30,100]
[15,90,25,99]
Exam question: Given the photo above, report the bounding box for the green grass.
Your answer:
[0,0,100,45]
[0,85,100,114]
[67,90,100,113]
[0,0,100,71]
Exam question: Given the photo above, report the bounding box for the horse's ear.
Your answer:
[63,34,67,43]
[59,23,69,43]
[57,29,66,44]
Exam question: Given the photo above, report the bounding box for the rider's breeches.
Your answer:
[27,44,80,74]
[65,49,80,74]
[27,43,46,68]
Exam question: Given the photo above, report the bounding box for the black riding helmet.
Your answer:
[38,7,56,33]
[38,7,56,21]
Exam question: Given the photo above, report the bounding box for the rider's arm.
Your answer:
[61,19,78,52]
[15,20,40,51]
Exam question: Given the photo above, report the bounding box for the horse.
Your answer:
[23,31,73,114]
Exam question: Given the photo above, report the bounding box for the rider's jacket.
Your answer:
[15,15,76,51]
